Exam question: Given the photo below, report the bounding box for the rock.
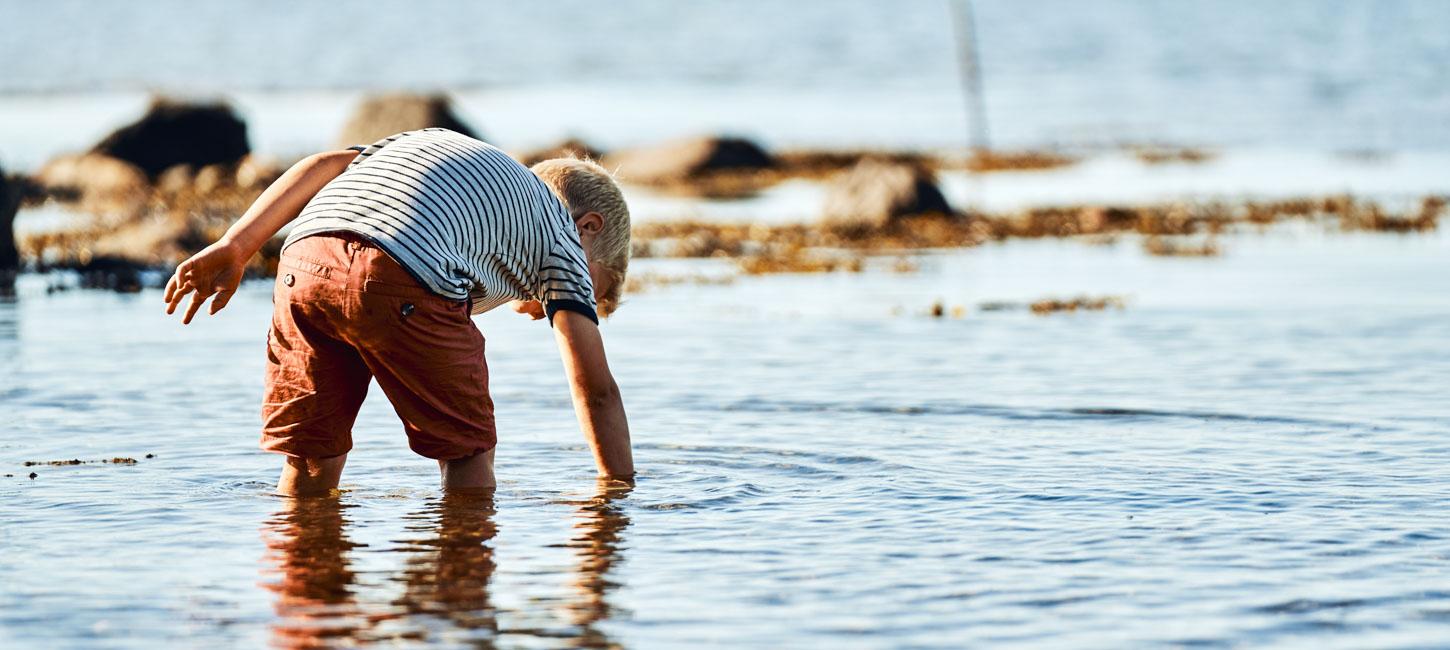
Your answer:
[193,164,229,195]
[156,164,195,197]
[337,93,478,147]
[1,168,22,277]
[821,159,952,233]
[235,154,283,190]
[32,153,149,216]
[86,213,192,266]
[518,138,603,167]
[605,136,773,184]
[92,98,251,179]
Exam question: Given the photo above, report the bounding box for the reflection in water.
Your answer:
[392,493,500,646]
[0,292,17,341]
[260,497,366,647]
[260,482,633,648]
[560,480,634,649]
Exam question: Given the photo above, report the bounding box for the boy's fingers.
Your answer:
[182,290,209,325]
[167,262,192,300]
[166,281,191,315]
[163,274,177,303]
[209,288,234,314]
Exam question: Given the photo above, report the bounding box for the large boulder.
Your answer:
[337,93,478,146]
[821,159,952,234]
[605,135,773,184]
[92,99,251,179]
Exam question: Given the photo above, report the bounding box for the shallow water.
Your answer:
[3,229,1450,647]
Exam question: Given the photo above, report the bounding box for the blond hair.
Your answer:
[531,157,631,317]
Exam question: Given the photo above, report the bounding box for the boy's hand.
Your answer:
[510,299,545,320]
[160,149,357,326]
[164,240,247,324]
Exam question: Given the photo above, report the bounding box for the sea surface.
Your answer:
[3,0,1450,168]
[3,228,1450,648]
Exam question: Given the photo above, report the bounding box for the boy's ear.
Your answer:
[575,211,605,234]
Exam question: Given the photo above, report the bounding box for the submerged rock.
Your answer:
[92,98,251,179]
[606,136,773,184]
[821,159,953,234]
[337,93,479,146]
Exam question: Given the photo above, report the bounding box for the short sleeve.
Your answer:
[536,226,598,326]
[345,130,418,169]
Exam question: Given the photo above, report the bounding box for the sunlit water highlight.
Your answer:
[3,230,1450,647]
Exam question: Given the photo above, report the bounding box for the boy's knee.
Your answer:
[439,448,495,491]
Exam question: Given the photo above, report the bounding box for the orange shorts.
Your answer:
[261,233,495,460]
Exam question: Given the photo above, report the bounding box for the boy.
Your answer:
[162,128,633,496]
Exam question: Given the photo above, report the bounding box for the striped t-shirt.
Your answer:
[283,128,597,324]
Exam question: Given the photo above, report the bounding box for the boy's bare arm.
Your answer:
[163,149,356,323]
[553,310,635,480]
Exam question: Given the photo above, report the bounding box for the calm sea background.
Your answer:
[2,0,1450,164]
[3,1,1450,648]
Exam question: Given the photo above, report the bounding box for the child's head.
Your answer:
[532,157,631,317]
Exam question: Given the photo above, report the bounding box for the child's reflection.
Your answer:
[560,479,634,649]
[261,481,632,648]
[260,497,366,648]
[392,492,501,636]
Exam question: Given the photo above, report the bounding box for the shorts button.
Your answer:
[282,273,294,287]
[401,303,415,318]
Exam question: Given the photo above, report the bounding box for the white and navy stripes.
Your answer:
[284,128,597,324]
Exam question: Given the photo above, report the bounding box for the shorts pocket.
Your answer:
[280,254,334,280]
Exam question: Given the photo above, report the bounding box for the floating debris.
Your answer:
[961,149,1077,173]
[737,245,864,275]
[1029,296,1127,315]
[23,457,141,467]
[1143,236,1222,257]
[972,296,1127,315]
[926,301,968,319]
[890,257,920,273]
[1128,145,1214,165]
[623,272,735,294]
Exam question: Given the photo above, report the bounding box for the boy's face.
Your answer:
[574,210,614,315]
[587,259,615,316]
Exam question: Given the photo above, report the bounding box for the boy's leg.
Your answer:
[277,454,348,497]
[439,448,495,492]
[262,235,373,493]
